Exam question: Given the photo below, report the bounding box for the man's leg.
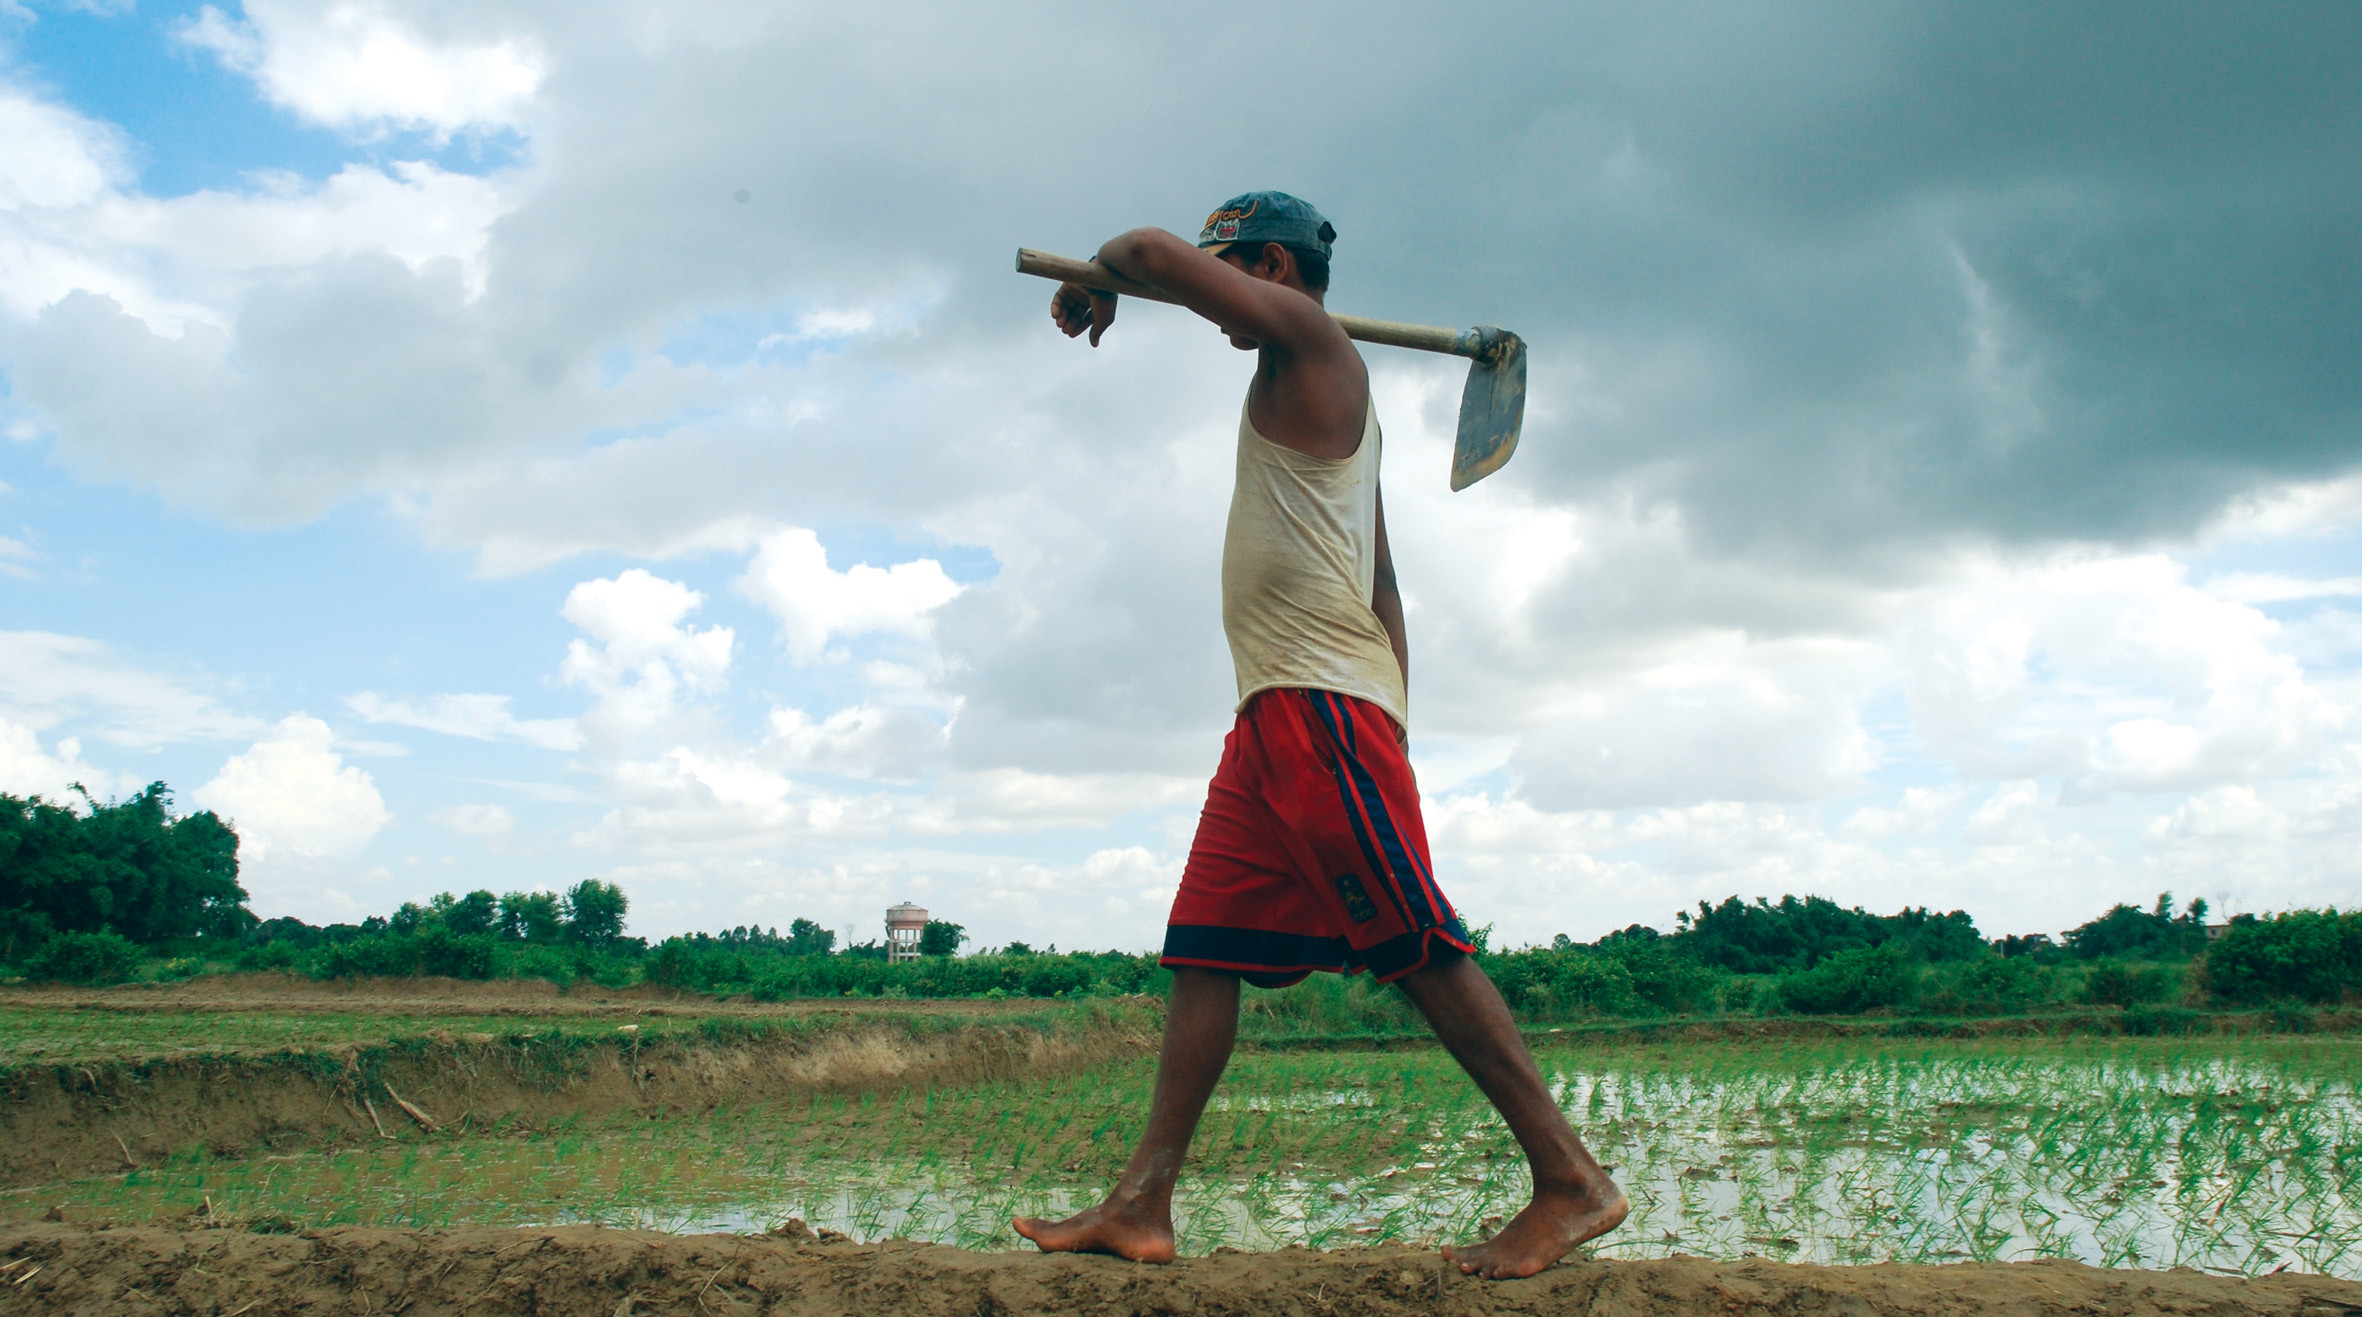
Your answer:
[1012,967,1241,1261]
[1395,951,1627,1279]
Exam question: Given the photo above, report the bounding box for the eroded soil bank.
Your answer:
[0,1005,1156,1189]
[3,1223,2358,1317]
[0,973,1091,1020]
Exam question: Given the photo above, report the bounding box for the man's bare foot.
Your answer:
[1012,1199,1177,1263]
[1441,1179,1628,1280]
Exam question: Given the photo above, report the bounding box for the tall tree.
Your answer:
[0,784,250,952]
[562,879,628,948]
[499,890,565,943]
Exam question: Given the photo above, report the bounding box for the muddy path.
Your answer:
[2,1222,2356,1316]
[0,1006,1158,1190]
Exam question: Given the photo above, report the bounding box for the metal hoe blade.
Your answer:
[1450,327,1526,491]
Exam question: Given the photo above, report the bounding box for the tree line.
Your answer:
[2,783,2355,1014]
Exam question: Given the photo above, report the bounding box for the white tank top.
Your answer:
[1220,394,1409,730]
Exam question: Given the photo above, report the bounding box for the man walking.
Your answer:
[1013,193,1626,1279]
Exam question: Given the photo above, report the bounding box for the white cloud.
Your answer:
[0,631,255,748]
[906,769,1198,836]
[119,161,514,299]
[1904,553,2345,794]
[960,845,1183,945]
[0,716,121,801]
[2145,785,2286,844]
[0,66,511,329]
[1840,785,1967,839]
[0,531,40,580]
[1962,780,2045,845]
[430,802,514,836]
[764,703,947,781]
[195,715,392,863]
[0,87,215,329]
[181,1,543,137]
[736,527,963,663]
[1509,641,1883,809]
[757,308,879,349]
[2201,572,2362,605]
[0,90,123,210]
[583,745,857,855]
[559,568,734,743]
[347,691,580,751]
[562,570,733,681]
[1,118,510,334]
[2204,475,2362,545]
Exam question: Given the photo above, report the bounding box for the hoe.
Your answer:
[1017,248,1526,490]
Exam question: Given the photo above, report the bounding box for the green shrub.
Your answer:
[642,942,1161,1001]
[2202,910,2362,1004]
[235,940,303,972]
[2265,1001,2318,1033]
[2121,1003,2203,1036]
[1018,956,1093,997]
[2079,958,2178,1007]
[416,928,497,979]
[1483,948,1640,1017]
[1478,943,1735,1020]
[312,930,497,980]
[1920,954,2058,1015]
[643,937,697,989]
[1613,946,1728,1014]
[1720,975,1781,1015]
[506,942,585,985]
[25,930,144,985]
[1775,945,1916,1014]
[1241,971,1421,1035]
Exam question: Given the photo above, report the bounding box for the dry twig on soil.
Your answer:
[383,1081,441,1132]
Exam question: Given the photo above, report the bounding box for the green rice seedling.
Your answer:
[4,1034,2355,1276]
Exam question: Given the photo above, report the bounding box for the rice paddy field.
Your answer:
[7,1021,2357,1281]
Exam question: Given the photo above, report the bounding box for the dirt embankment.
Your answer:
[0,973,1086,1020]
[2,1223,2357,1317]
[0,1007,1157,1190]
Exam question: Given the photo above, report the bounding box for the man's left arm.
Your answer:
[1372,486,1409,744]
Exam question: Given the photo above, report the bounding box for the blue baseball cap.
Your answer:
[1197,190,1336,260]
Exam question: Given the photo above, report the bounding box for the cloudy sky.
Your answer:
[1,1,2355,951]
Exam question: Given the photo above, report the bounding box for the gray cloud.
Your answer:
[15,2,2354,554]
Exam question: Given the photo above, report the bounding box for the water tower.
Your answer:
[885,902,928,963]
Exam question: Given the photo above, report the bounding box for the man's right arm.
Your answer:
[1093,228,1343,357]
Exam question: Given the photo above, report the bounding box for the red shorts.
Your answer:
[1161,688,1475,987]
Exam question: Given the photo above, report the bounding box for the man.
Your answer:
[1012,192,1626,1280]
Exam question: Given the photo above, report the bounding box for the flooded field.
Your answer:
[8,1035,2357,1278]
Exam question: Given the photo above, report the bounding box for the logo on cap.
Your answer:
[1200,199,1259,245]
